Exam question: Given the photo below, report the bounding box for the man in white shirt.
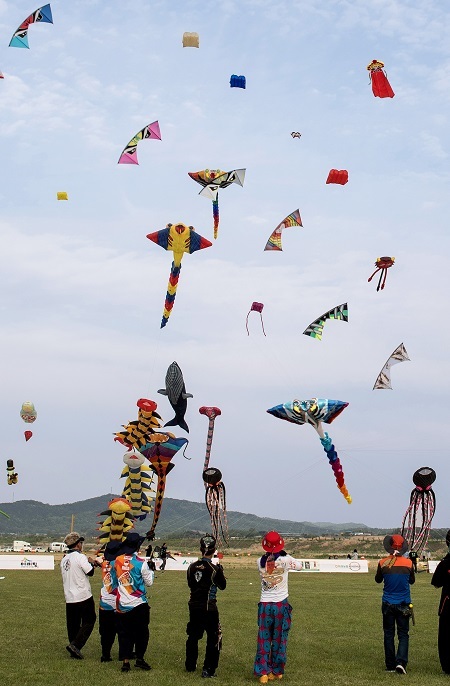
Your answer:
[60,531,98,659]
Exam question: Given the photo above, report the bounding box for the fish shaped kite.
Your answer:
[140,432,189,540]
[147,223,212,328]
[121,450,156,521]
[267,398,352,503]
[373,343,410,390]
[188,168,246,239]
[303,303,348,340]
[326,169,348,185]
[9,4,53,48]
[98,497,135,544]
[158,361,193,433]
[367,59,395,98]
[118,121,161,165]
[114,398,163,449]
[264,209,302,251]
[6,459,18,486]
[368,256,395,291]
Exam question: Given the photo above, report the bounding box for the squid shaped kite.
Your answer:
[401,467,436,555]
[267,398,352,504]
[367,60,395,98]
[140,432,189,540]
[121,450,156,521]
[9,4,53,48]
[373,343,410,390]
[199,406,228,546]
[114,398,163,449]
[118,121,161,165]
[147,223,212,328]
[264,209,302,251]
[188,168,246,239]
[368,256,395,291]
[303,303,348,341]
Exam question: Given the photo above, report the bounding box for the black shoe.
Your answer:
[121,662,131,673]
[66,644,83,660]
[101,655,112,662]
[135,659,152,671]
[202,670,217,678]
[186,667,196,672]
[395,665,407,674]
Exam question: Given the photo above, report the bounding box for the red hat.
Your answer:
[383,534,407,555]
[262,531,285,553]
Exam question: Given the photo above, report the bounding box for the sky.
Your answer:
[0,0,449,529]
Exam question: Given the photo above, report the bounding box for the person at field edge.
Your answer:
[110,532,154,673]
[185,535,227,678]
[431,529,450,674]
[375,534,415,674]
[60,531,98,659]
[409,549,418,573]
[98,540,121,662]
[254,531,303,684]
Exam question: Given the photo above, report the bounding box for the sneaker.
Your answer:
[396,665,407,674]
[66,644,83,660]
[259,677,269,685]
[135,659,152,671]
[202,670,217,678]
[121,662,131,673]
[101,655,112,663]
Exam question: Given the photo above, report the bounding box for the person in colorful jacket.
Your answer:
[185,535,227,678]
[431,529,450,674]
[110,532,154,673]
[98,540,121,662]
[375,534,415,674]
[254,531,303,684]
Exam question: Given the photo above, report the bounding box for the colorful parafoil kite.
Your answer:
[373,343,410,390]
[182,32,199,47]
[118,121,161,165]
[230,75,246,88]
[326,169,348,185]
[188,168,246,239]
[147,223,212,328]
[291,132,301,138]
[368,256,395,291]
[246,302,266,336]
[267,398,352,503]
[121,450,156,521]
[401,467,436,555]
[199,406,228,546]
[367,59,395,98]
[24,430,33,441]
[57,192,68,200]
[264,209,302,251]
[9,4,53,48]
[158,361,193,433]
[20,401,37,423]
[140,432,189,540]
[114,398,162,448]
[6,459,18,485]
[98,497,135,544]
[303,303,348,340]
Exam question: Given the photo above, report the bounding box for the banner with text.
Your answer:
[289,558,368,573]
[0,555,55,570]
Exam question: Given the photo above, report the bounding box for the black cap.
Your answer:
[200,535,216,555]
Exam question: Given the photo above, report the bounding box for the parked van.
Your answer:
[50,542,68,553]
[13,540,32,552]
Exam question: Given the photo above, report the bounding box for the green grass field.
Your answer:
[0,565,447,685]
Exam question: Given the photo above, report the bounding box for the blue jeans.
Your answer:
[382,601,410,668]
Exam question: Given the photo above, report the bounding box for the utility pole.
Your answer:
[70,514,75,532]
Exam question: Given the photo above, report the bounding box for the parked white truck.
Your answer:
[50,542,68,553]
[13,540,32,552]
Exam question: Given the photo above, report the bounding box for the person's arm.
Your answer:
[431,560,446,588]
[80,554,96,577]
[141,561,154,587]
[409,565,415,585]
[284,555,303,572]
[375,562,383,583]
[213,563,226,590]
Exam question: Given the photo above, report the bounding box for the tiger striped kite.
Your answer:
[264,209,302,251]
[303,303,348,340]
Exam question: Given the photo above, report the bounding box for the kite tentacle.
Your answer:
[205,482,229,547]
[212,197,219,239]
[319,431,352,504]
[161,261,181,328]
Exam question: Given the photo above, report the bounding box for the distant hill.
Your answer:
[0,494,374,538]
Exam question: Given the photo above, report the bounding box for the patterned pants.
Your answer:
[254,600,292,676]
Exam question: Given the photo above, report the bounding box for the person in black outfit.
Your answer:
[431,529,450,674]
[185,535,226,678]
[409,550,418,573]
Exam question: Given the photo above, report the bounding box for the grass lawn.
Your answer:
[0,564,447,685]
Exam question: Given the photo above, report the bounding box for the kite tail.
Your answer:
[161,261,181,328]
[213,198,219,239]
[146,472,167,540]
[367,267,380,283]
[320,432,352,504]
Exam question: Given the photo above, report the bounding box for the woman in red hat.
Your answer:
[253,531,303,683]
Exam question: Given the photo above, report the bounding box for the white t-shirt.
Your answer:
[61,550,94,603]
[258,554,303,603]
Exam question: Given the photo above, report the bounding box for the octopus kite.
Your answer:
[147,223,212,328]
[188,169,245,239]
[267,398,352,504]
[199,406,228,546]
[401,467,436,555]
[368,256,395,291]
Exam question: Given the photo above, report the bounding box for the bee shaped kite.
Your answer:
[401,467,436,555]
[9,4,53,49]
[118,121,161,165]
[147,223,212,328]
[121,450,156,521]
[264,209,303,251]
[367,59,395,98]
[114,398,163,449]
[368,256,395,291]
[6,459,18,485]
[188,169,246,239]
[98,497,135,544]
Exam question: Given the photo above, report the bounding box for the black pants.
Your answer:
[438,610,450,673]
[185,608,222,675]
[66,596,96,650]
[381,602,409,669]
[116,603,149,661]
[99,608,117,658]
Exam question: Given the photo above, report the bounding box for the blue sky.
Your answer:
[0,0,449,528]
